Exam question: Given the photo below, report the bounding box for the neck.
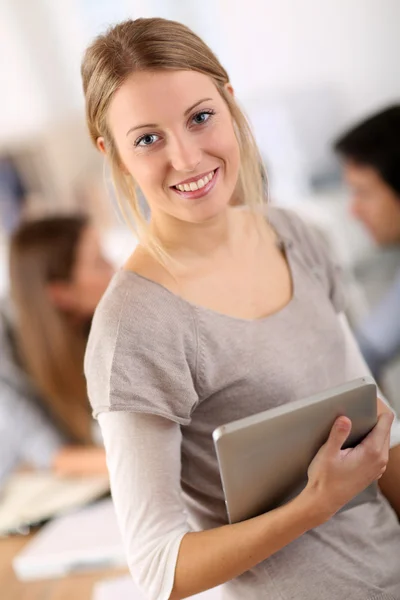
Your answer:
[150,207,240,260]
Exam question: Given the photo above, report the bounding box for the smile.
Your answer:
[171,168,219,200]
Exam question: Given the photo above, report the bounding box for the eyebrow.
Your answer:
[125,97,213,137]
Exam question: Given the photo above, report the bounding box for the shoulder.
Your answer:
[88,270,196,347]
[266,205,346,312]
[266,205,306,234]
[85,271,200,422]
[85,270,198,383]
[267,206,328,257]
[267,205,338,272]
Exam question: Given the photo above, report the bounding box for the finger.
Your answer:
[325,416,352,455]
[363,413,394,450]
[379,411,394,433]
[377,465,387,480]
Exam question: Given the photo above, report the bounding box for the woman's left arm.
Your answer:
[339,312,400,518]
[376,395,400,519]
[377,434,400,519]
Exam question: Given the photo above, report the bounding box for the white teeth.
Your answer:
[176,170,215,192]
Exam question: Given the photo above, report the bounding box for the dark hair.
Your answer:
[11,215,88,284]
[334,105,400,197]
[9,214,93,443]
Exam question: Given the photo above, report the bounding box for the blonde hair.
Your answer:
[81,17,267,261]
[10,216,93,444]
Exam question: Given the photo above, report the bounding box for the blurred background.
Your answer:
[1,0,399,407]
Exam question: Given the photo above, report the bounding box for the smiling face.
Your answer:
[105,70,241,225]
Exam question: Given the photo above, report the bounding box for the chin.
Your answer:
[181,196,232,224]
[165,166,236,223]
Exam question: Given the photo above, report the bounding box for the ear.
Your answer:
[96,137,106,155]
[97,136,130,175]
[47,281,76,312]
[225,83,235,97]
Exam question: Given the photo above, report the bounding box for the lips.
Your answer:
[171,169,217,192]
[171,168,219,200]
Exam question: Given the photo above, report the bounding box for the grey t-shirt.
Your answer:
[85,207,400,600]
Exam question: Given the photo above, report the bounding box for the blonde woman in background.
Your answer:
[83,19,400,600]
[0,215,112,487]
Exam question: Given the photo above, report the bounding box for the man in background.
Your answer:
[334,105,400,379]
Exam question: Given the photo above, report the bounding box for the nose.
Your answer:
[168,133,202,173]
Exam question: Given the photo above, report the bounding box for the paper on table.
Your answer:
[0,471,110,536]
[93,574,223,600]
[13,498,126,581]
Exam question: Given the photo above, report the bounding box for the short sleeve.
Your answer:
[270,207,347,314]
[84,274,199,424]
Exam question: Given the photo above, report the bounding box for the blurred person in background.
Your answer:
[0,215,113,488]
[335,106,400,380]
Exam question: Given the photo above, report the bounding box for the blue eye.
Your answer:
[192,110,215,125]
[135,133,159,147]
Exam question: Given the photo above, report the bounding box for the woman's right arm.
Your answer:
[99,410,393,600]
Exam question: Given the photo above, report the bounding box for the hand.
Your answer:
[52,446,107,476]
[304,412,394,522]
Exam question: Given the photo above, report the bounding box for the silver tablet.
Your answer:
[213,377,378,524]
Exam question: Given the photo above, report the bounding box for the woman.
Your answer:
[0,215,113,487]
[82,18,400,600]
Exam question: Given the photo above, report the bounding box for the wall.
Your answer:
[1,0,399,144]
[1,0,399,204]
[219,0,400,123]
